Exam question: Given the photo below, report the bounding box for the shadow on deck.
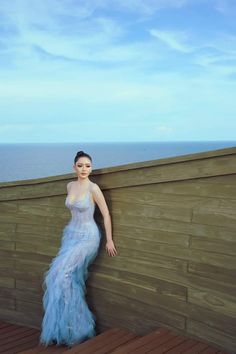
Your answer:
[0,320,228,354]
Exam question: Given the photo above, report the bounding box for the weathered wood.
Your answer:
[15,241,59,256]
[188,287,236,317]
[187,319,236,353]
[91,260,236,295]
[112,224,190,246]
[88,288,185,331]
[0,320,227,354]
[0,277,15,288]
[0,146,235,353]
[100,241,236,270]
[0,240,15,251]
[0,147,235,201]
[0,223,16,241]
[89,264,187,301]
[188,261,236,285]
[0,296,15,309]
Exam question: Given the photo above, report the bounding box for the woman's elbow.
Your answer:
[103,211,111,221]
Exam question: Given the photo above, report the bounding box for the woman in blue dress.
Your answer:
[40,150,117,348]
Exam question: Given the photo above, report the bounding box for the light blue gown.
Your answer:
[39,181,101,347]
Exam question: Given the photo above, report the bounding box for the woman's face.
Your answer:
[73,156,92,178]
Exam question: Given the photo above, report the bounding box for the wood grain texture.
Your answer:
[0,146,235,353]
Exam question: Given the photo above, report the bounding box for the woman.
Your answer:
[40,150,117,348]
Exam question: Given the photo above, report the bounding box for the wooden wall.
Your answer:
[0,147,236,352]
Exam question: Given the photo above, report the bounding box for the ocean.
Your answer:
[0,141,235,183]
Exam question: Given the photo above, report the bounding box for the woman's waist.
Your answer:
[66,219,98,229]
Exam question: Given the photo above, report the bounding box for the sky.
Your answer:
[0,0,236,143]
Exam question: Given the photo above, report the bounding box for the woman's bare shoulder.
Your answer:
[90,181,101,192]
[67,181,74,192]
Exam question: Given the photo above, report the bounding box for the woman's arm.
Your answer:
[92,183,118,257]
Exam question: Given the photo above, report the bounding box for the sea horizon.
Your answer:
[0,140,235,183]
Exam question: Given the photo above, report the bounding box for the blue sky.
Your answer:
[0,0,236,142]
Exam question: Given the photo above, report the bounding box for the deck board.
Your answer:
[0,320,229,354]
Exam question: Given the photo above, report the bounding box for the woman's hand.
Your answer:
[105,240,118,257]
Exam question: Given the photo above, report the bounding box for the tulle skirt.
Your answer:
[39,222,101,347]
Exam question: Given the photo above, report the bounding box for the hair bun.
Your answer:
[74,150,92,164]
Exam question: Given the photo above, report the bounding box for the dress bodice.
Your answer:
[65,181,96,225]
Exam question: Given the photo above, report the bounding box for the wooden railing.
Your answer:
[0,146,236,352]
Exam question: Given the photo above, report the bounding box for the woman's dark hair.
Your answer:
[74,151,92,165]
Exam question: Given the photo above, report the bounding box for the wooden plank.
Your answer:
[94,154,236,190]
[113,237,192,264]
[0,249,52,264]
[0,297,15,309]
[0,213,67,226]
[108,200,192,223]
[0,308,42,329]
[187,319,236,352]
[17,202,68,218]
[95,246,188,272]
[89,292,184,334]
[188,287,236,318]
[197,175,236,184]
[113,224,190,247]
[88,276,236,337]
[0,327,39,353]
[0,240,15,251]
[165,338,199,353]
[0,201,18,214]
[16,300,42,316]
[15,241,59,257]
[16,223,64,238]
[0,277,14,288]
[200,347,220,353]
[93,253,236,297]
[185,299,236,337]
[190,237,236,256]
[192,198,236,228]
[0,148,235,201]
[16,279,44,292]
[108,189,208,209]
[130,332,180,353]
[182,342,209,353]
[91,331,139,354]
[107,212,236,242]
[55,328,122,354]
[15,259,49,274]
[108,241,236,271]
[147,335,189,354]
[88,280,186,330]
[0,287,42,303]
[89,265,187,301]
[0,147,235,352]
[188,261,235,286]
[0,179,68,201]
[111,328,170,354]
[0,324,35,340]
[0,284,40,300]
[12,337,41,353]
[129,176,236,199]
[0,223,16,241]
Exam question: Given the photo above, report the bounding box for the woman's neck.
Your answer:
[76,178,90,186]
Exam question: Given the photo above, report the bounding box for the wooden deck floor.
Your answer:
[0,320,229,354]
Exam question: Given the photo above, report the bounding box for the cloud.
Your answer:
[150,29,194,53]
[0,0,235,143]
[192,33,236,78]
[107,0,189,15]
